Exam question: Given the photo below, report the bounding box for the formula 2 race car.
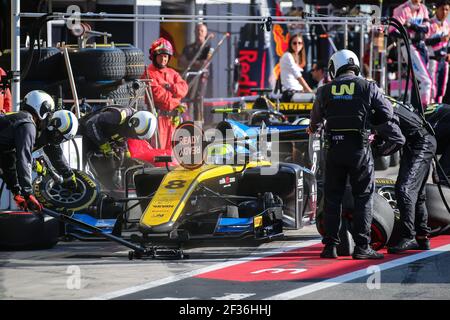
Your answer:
[2,121,317,259]
[131,121,317,254]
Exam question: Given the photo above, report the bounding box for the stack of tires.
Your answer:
[0,211,60,250]
[0,44,146,105]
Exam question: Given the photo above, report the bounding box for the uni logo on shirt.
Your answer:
[331,82,355,96]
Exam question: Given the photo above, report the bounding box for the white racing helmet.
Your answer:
[48,110,79,141]
[129,111,157,140]
[22,90,55,120]
[328,49,360,79]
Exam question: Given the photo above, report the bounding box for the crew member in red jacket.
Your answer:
[142,38,188,150]
[0,67,12,113]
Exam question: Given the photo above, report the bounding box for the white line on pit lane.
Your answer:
[90,239,322,300]
[265,243,450,300]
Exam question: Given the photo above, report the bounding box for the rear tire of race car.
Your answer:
[33,170,100,213]
[374,155,390,171]
[0,211,59,250]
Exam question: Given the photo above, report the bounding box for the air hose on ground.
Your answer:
[385,17,450,226]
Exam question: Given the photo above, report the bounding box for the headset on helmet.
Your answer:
[22,90,55,120]
[328,49,361,79]
[129,111,157,140]
[149,38,174,61]
[48,110,79,142]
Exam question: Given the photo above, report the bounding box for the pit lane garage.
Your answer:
[1,0,450,301]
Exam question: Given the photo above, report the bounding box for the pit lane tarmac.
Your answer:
[1,167,449,300]
[1,227,450,300]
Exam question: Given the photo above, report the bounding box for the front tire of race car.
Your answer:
[0,211,59,250]
[33,170,100,213]
[369,193,396,250]
[316,192,395,252]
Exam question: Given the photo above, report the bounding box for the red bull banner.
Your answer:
[237,0,289,96]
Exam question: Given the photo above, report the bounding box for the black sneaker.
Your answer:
[387,238,419,254]
[352,245,384,260]
[320,244,338,259]
[417,238,430,250]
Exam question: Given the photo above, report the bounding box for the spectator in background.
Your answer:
[0,67,12,113]
[391,0,432,108]
[426,0,450,104]
[179,23,212,123]
[280,33,313,102]
[310,61,329,89]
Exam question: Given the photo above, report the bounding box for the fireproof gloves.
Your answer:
[14,194,27,210]
[25,194,43,212]
[34,159,47,176]
[99,142,115,157]
[171,105,187,126]
[61,173,78,192]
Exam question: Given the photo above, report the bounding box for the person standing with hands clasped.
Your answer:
[141,38,188,150]
[308,50,405,260]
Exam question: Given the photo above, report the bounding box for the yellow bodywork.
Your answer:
[245,102,313,111]
[139,161,272,229]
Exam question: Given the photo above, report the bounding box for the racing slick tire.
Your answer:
[374,155,390,171]
[424,184,450,235]
[376,182,450,239]
[316,190,395,252]
[390,151,400,167]
[0,211,59,250]
[33,170,100,213]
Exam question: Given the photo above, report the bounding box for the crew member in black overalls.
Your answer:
[375,98,437,252]
[0,91,78,211]
[78,105,156,192]
[309,49,405,259]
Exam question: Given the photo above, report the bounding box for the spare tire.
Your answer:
[69,47,126,81]
[102,82,132,106]
[0,47,62,81]
[117,45,145,80]
[390,151,400,167]
[0,211,59,250]
[425,184,450,233]
[33,169,100,213]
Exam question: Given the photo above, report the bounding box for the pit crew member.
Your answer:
[309,49,405,260]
